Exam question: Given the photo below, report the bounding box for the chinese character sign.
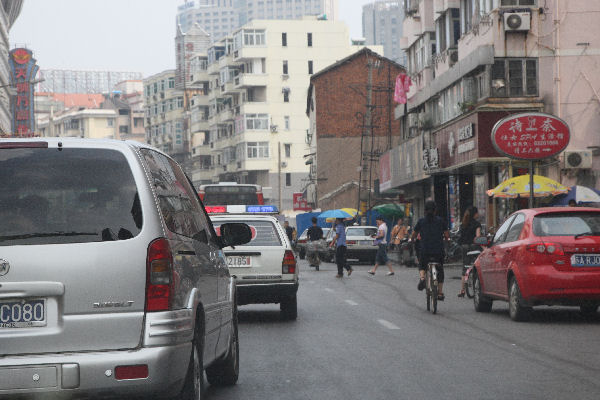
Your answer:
[293,193,311,211]
[9,48,39,137]
[491,113,570,160]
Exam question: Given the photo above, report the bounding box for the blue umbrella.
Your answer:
[551,185,600,206]
[317,209,353,219]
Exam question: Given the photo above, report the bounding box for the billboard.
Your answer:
[9,48,39,137]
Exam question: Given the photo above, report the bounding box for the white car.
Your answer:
[210,213,299,320]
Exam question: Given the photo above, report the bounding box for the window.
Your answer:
[308,60,313,74]
[504,213,525,242]
[492,215,516,245]
[245,113,269,130]
[178,97,184,108]
[247,141,269,158]
[284,143,291,158]
[285,173,291,186]
[283,60,288,75]
[283,91,289,102]
[284,115,290,130]
[307,32,312,47]
[168,77,175,88]
[501,0,536,5]
[491,59,538,97]
[134,118,143,127]
[282,32,287,46]
[119,125,129,134]
[107,119,114,127]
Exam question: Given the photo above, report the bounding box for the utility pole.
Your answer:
[278,141,282,211]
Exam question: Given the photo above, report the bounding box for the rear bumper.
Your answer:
[346,246,378,260]
[236,281,299,305]
[518,265,600,306]
[0,343,191,399]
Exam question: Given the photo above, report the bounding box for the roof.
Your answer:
[36,92,105,109]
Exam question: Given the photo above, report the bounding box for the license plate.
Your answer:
[571,254,600,267]
[227,256,252,267]
[0,299,46,328]
[359,240,373,245]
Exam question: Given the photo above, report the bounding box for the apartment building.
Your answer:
[362,1,406,65]
[101,80,145,143]
[0,0,23,134]
[143,70,186,160]
[385,0,600,230]
[37,108,117,139]
[189,54,213,186]
[197,17,367,211]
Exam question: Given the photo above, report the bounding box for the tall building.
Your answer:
[175,23,211,89]
[196,16,375,211]
[362,0,405,66]
[176,0,338,44]
[0,0,24,134]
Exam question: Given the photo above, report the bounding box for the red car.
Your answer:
[473,207,600,321]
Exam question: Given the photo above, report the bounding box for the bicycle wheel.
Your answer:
[465,269,475,299]
[431,277,438,314]
[425,270,431,311]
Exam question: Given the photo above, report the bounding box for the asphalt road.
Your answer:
[205,259,600,400]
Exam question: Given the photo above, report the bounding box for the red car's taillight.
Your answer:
[146,238,173,312]
[298,239,307,244]
[346,240,357,245]
[282,250,296,274]
[526,242,564,256]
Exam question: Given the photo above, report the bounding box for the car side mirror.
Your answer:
[219,223,252,248]
[473,236,489,246]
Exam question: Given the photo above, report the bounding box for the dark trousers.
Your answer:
[336,245,351,275]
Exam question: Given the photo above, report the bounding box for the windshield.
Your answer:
[346,227,377,237]
[533,212,600,237]
[0,148,142,245]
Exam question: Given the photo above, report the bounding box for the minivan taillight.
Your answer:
[282,250,296,274]
[146,238,173,312]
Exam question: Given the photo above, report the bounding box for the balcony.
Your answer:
[222,81,241,95]
[218,107,234,123]
[234,46,267,61]
[234,73,268,89]
[207,62,220,76]
[191,118,210,133]
[239,102,268,115]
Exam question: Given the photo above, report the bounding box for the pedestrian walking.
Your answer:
[368,216,395,276]
[457,206,482,297]
[329,217,353,278]
[390,218,409,250]
[306,217,323,268]
[283,220,294,243]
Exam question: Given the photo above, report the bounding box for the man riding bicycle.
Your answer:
[410,200,449,300]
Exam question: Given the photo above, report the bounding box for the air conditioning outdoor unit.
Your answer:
[563,150,592,169]
[503,12,531,32]
[270,124,279,133]
[281,161,288,168]
[448,49,459,66]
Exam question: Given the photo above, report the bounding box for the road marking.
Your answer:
[345,300,358,306]
[378,319,401,330]
[324,288,334,293]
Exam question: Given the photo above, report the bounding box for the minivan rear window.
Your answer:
[533,212,600,237]
[346,227,377,237]
[213,220,282,247]
[0,148,142,246]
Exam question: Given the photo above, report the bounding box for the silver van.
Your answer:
[0,138,251,399]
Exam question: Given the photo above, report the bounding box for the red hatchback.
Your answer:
[473,207,600,321]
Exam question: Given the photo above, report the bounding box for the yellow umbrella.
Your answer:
[486,175,569,198]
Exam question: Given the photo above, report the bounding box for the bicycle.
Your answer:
[462,249,481,299]
[426,261,441,314]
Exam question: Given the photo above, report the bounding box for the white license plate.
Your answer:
[359,240,374,245]
[0,299,46,328]
[227,256,252,267]
[571,254,600,267]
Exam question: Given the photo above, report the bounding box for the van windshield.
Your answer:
[0,147,142,246]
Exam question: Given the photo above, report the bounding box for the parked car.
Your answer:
[0,138,251,399]
[296,227,330,260]
[324,225,379,263]
[473,207,600,321]
[211,212,299,320]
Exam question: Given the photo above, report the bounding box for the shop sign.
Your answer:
[423,148,439,170]
[491,112,570,160]
[458,123,474,141]
[458,140,475,154]
[379,151,392,192]
[293,192,311,211]
[9,48,39,137]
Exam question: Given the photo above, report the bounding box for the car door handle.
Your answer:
[178,250,196,256]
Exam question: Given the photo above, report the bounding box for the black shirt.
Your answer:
[285,226,294,242]
[307,225,323,241]
[414,216,446,256]
[459,219,482,245]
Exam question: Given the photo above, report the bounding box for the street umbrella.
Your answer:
[340,208,360,217]
[317,209,354,220]
[486,175,569,198]
[551,185,600,205]
[372,203,406,218]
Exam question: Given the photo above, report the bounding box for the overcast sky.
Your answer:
[10,0,372,78]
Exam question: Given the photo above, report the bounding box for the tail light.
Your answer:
[282,250,296,274]
[206,205,227,214]
[347,240,357,245]
[115,365,149,380]
[526,242,564,256]
[298,239,307,244]
[146,238,173,312]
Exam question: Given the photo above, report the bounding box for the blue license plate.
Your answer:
[0,299,46,328]
[571,254,600,267]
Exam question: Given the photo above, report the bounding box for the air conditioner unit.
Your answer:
[503,12,531,32]
[270,124,278,133]
[281,161,287,168]
[448,49,459,66]
[564,150,592,169]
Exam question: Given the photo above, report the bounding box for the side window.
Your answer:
[140,149,205,239]
[492,215,516,245]
[504,213,525,243]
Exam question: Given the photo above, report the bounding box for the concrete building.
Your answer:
[189,53,212,186]
[38,70,143,94]
[199,17,372,211]
[362,1,406,66]
[176,0,338,44]
[101,80,145,143]
[307,48,404,211]
[143,70,186,160]
[175,23,211,89]
[0,0,23,134]
[386,0,600,230]
[37,108,117,139]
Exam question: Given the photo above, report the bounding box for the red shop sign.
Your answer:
[491,112,570,160]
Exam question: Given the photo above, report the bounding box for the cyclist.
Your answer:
[410,200,449,300]
[306,217,323,267]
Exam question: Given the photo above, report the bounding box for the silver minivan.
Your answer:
[0,138,250,399]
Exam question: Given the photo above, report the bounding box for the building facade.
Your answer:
[38,70,143,94]
[37,108,117,139]
[175,23,211,89]
[196,17,367,211]
[307,48,404,211]
[362,1,406,66]
[0,0,23,134]
[385,0,600,231]
[101,80,145,143]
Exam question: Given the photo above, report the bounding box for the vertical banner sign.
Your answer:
[9,48,39,137]
[293,192,311,211]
